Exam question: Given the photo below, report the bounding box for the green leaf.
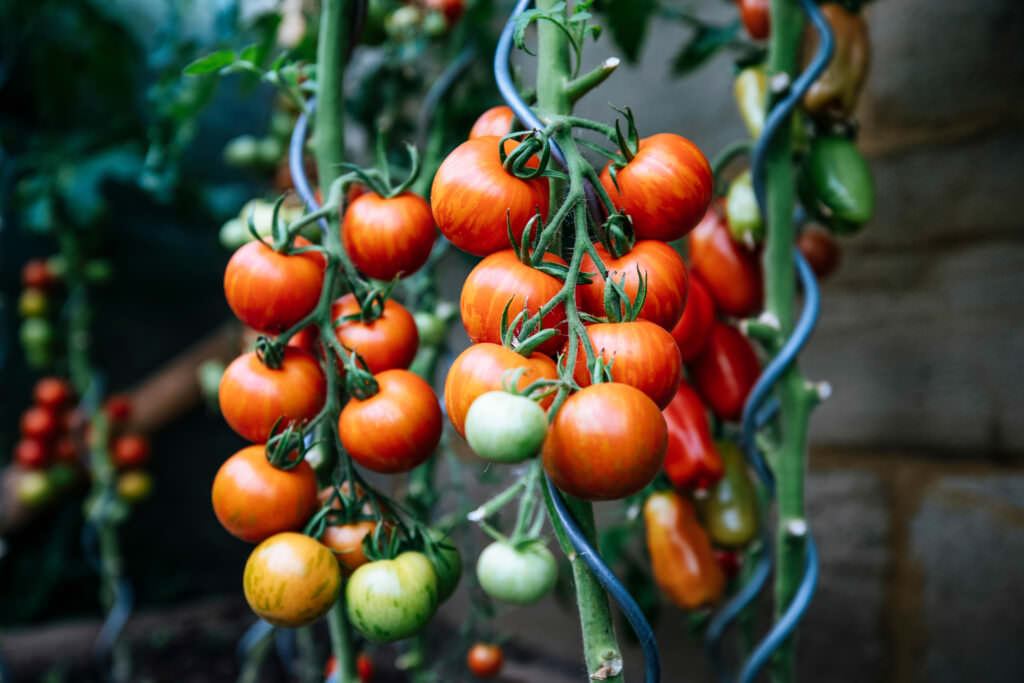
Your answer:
[183,50,236,75]
[671,20,741,77]
[238,43,262,65]
[599,0,657,62]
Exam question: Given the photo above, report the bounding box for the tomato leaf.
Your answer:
[596,0,657,63]
[183,50,237,75]
[671,21,741,77]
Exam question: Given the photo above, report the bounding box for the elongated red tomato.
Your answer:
[212,445,319,542]
[343,192,436,281]
[689,322,760,422]
[579,241,689,331]
[663,381,723,490]
[224,236,325,334]
[670,272,716,362]
[599,134,712,242]
[444,343,558,437]
[333,294,419,374]
[738,0,770,39]
[543,383,667,500]
[644,491,724,609]
[688,208,762,317]
[569,321,682,410]
[431,136,548,256]
[460,250,567,357]
[219,348,326,442]
[339,369,442,473]
[469,106,515,139]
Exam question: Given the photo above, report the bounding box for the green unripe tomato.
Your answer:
[269,111,295,140]
[802,135,875,227]
[46,255,67,280]
[219,218,249,249]
[17,470,54,506]
[698,441,759,547]
[347,552,438,642]
[427,529,462,602]
[18,288,48,317]
[464,392,548,463]
[385,6,422,42]
[117,470,153,503]
[48,464,76,492]
[256,137,284,166]
[476,540,557,605]
[20,317,53,349]
[726,170,763,246]
[413,312,447,348]
[422,11,447,37]
[197,359,226,404]
[223,135,260,167]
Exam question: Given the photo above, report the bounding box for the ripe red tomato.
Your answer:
[224,236,326,334]
[111,434,151,469]
[14,439,50,469]
[343,192,436,281]
[339,369,442,473]
[21,259,56,290]
[738,0,770,40]
[688,208,763,317]
[219,347,327,443]
[569,320,683,410]
[467,643,504,678]
[54,437,78,464]
[104,395,133,422]
[599,133,712,242]
[431,136,549,256]
[444,343,559,437]
[33,378,73,409]
[333,294,419,374]
[212,445,319,542]
[424,0,465,25]
[670,272,716,362]
[460,249,567,357]
[663,381,724,490]
[543,383,667,500]
[469,106,516,139]
[797,227,841,280]
[21,406,57,440]
[579,241,689,331]
[357,653,374,682]
[689,322,760,422]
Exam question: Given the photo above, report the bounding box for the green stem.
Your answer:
[315,0,350,191]
[327,600,359,683]
[237,627,274,683]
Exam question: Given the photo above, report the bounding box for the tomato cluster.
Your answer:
[17,259,61,370]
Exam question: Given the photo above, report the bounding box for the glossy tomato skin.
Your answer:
[15,439,50,469]
[689,323,760,422]
[444,343,559,437]
[460,249,567,357]
[670,272,716,363]
[346,552,438,642]
[21,406,57,440]
[111,434,151,469]
[738,0,770,39]
[219,347,326,443]
[34,377,72,409]
[599,134,712,242]
[688,208,763,317]
[542,383,667,500]
[569,321,683,410]
[339,369,442,473]
[212,445,319,542]
[333,294,419,374]
[700,441,759,547]
[343,192,436,281]
[464,391,548,463]
[467,644,504,678]
[662,381,724,490]
[644,491,724,609]
[430,136,548,256]
[322,520,379,575]
[469,106,516,139]
[476,540,557,604]
[797,227,841,279]
[224,237,325,334]
[244,532,341,627]
[579,241,690,331]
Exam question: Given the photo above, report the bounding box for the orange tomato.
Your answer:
[333,294,419,374]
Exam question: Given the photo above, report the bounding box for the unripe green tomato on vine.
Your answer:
[48,463,76,492]
[223,135,260,167]
[256,137,284,166]
[16,471,54,506]
[117,470,153,503]
[725,170,763,245]
[18,288,48,317]
[347,551,438,642]
[20,317,53,350]
[464,391,548,464]
[476,540,557,605]
[413,311,447,348]
[800,135,874,232]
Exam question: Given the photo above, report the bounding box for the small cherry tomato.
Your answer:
[343,192,436,281]
[688,207,763,317]
[333,294,419,374]
[14,439,50,469]
[423,0,465,25]
[111,434,151,469]
[117,470,153,503]
[464,391,548,463]
[339,369,442,473]
[16,470,54,506]
[21,259,57,290]
[18,288,48,317]
[476,540,557,605]
[244,532,342,627]
[357,653,374,682]
[670,272,716,363]
[21,406,57,440]
[737,0,770,40]
[33,377,73,409]
[346,552,438,642]
[689,323,760,422]
[54,437,78,464]
[469,106,516,139]
[797,227,841,280]
[104,395,133,422]
[467,643,504,678]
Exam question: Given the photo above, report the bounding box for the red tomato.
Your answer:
[670,272,716,362]
[797,227,841,280]
[467,643,504,678]
[569,321,683,410]
[21,259,56,290]
[543,383,667,500]
[738,0,770,40]
[21,406,57,440]
[54,437,78,464]
[599,133,712,242]
[212,445,319,542]
[340,370,442,473]
[33,378,73,409]
[219,348,327,443]
[460,249,567,357]
[689,322,760,422]
[444,343,559,437]
[424,0,465,24]
[714,549,743,579]
[469,106,516,139]
[579,241,689,331]
[333,294,419,374]
[111,434,151,469]
[288,325,319,354]
[431,136,549,256]
[343,192,436,281]
[104,395,133,422]
[224,236,326,334]
[688,208,763,317]
[662,381,724,490]
[325,653,375,682]
[14,439,50,469]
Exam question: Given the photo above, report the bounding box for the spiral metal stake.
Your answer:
[496,2,661,681]
[705,1,833,681]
